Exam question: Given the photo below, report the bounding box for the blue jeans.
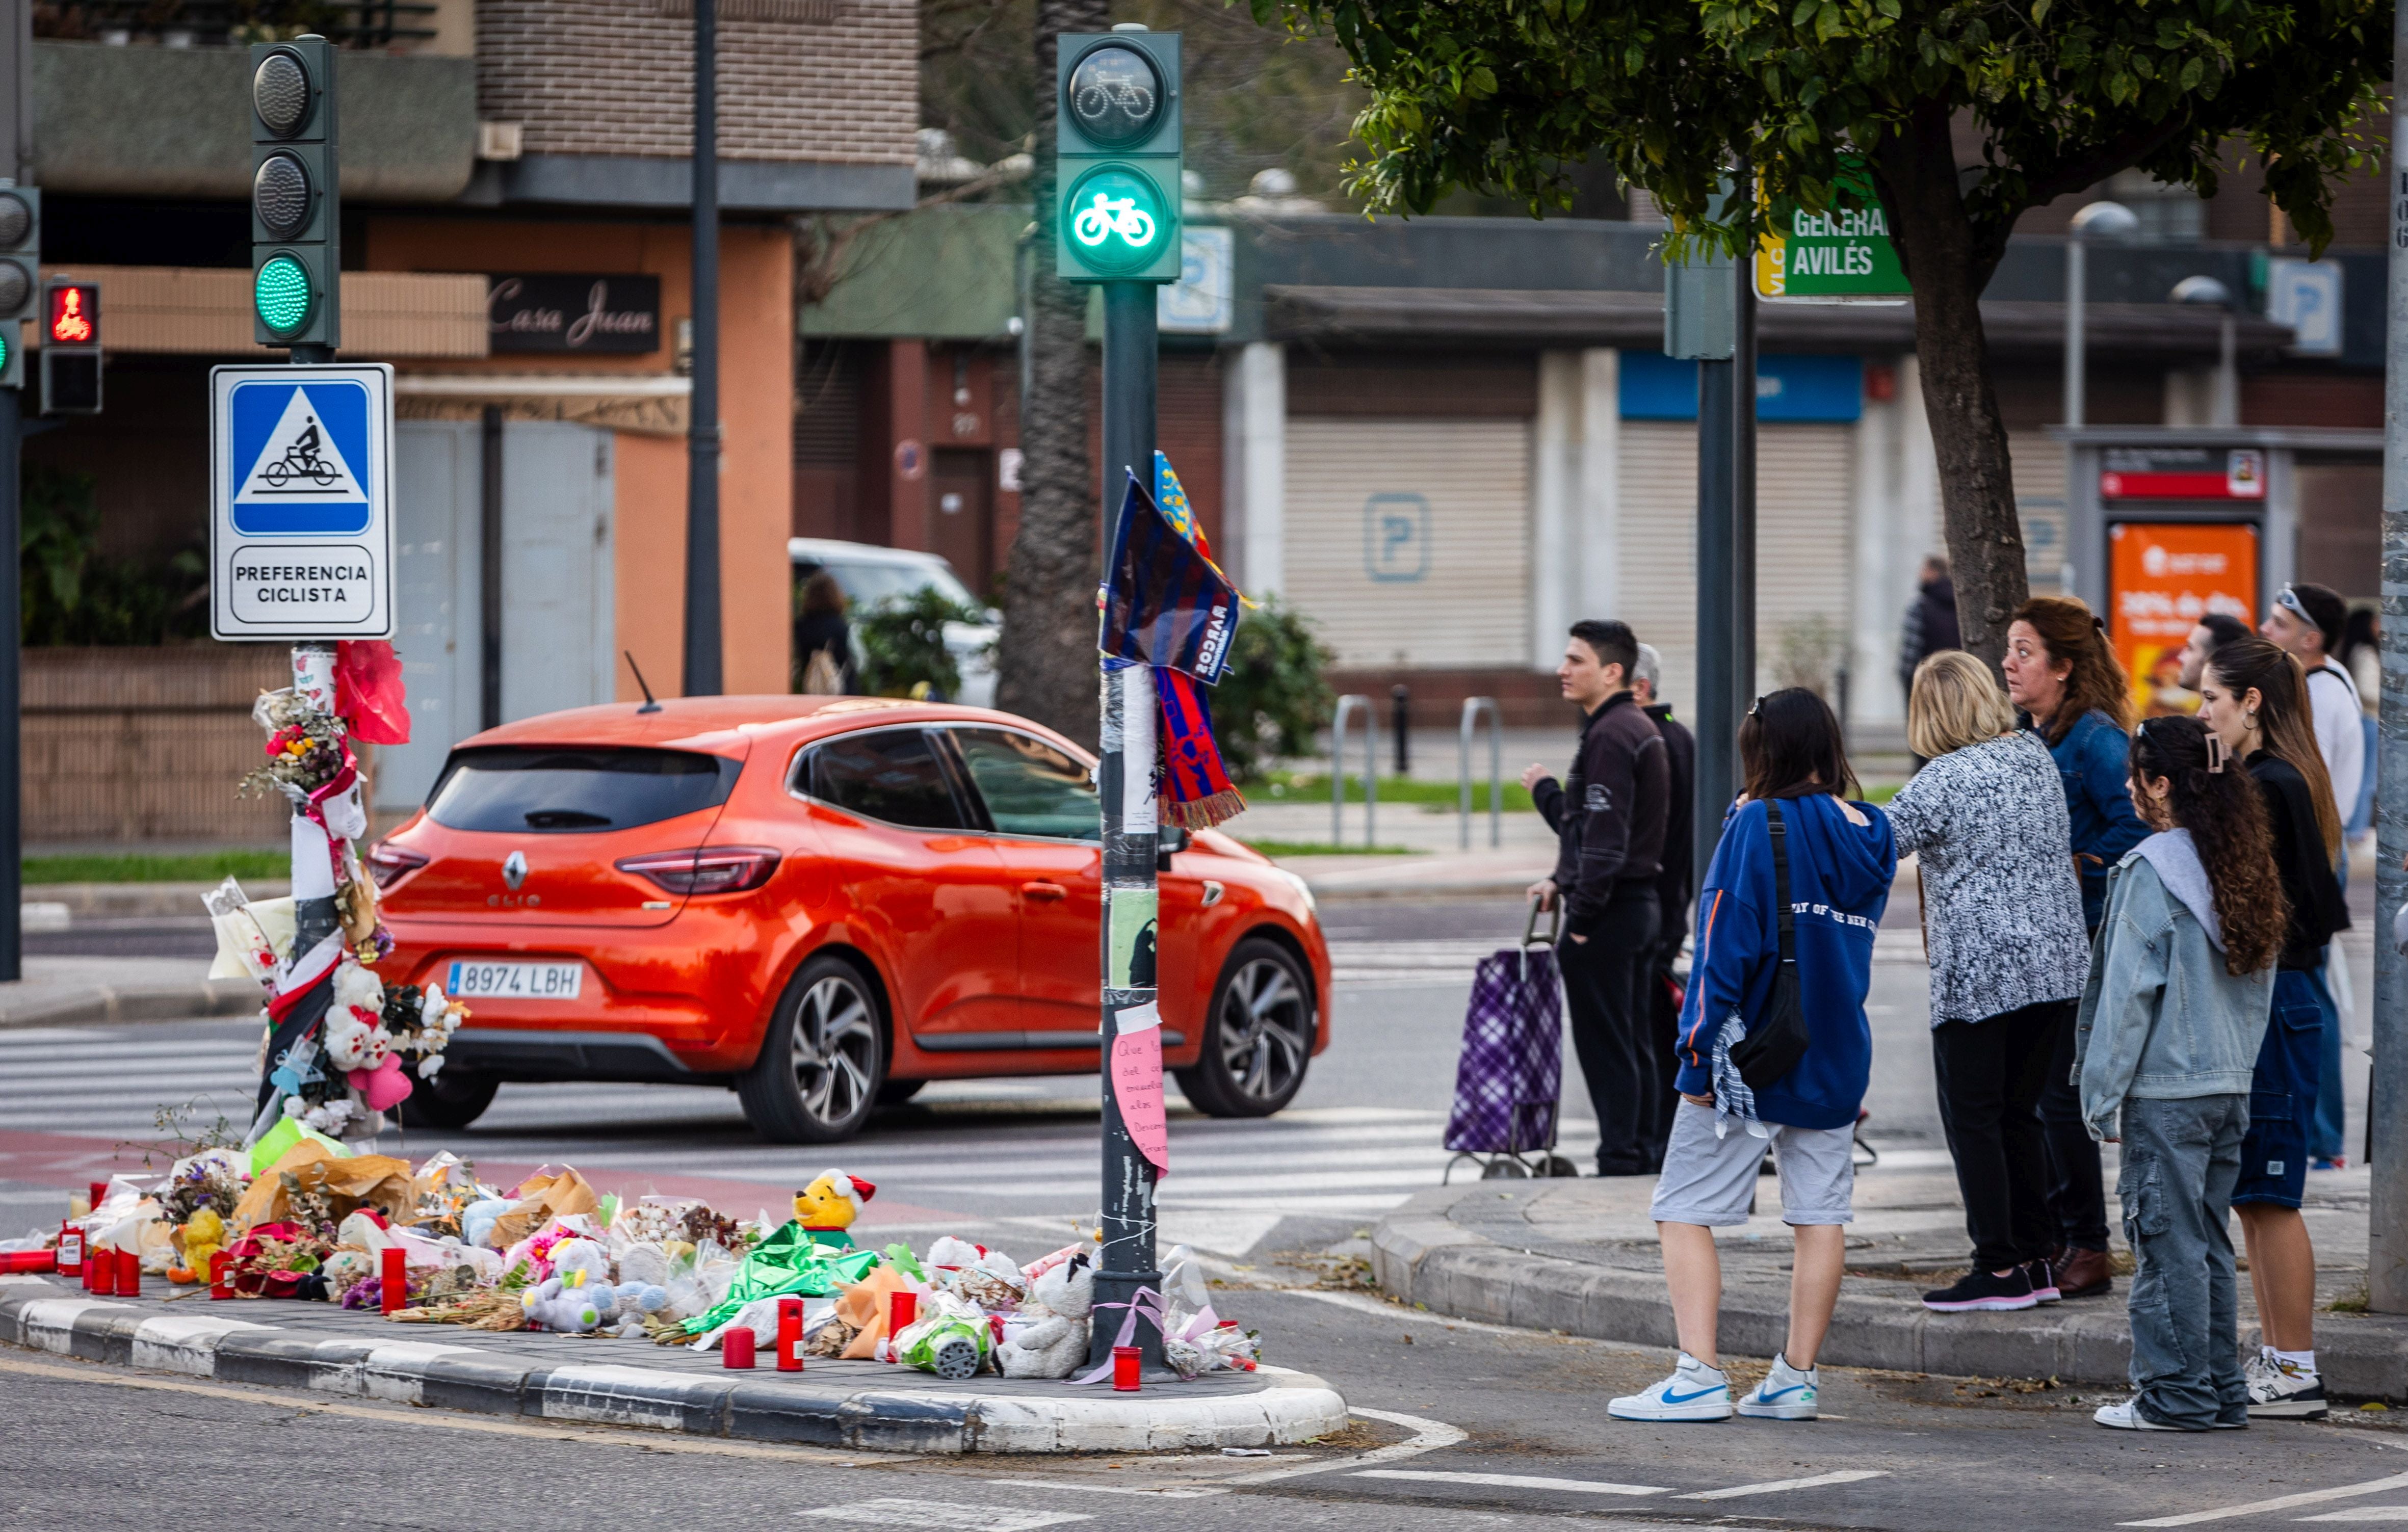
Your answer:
[2119,1093,2249,1430]
[2308,956,2345,1162]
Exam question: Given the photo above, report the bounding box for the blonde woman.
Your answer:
[1884,651,2092,1312]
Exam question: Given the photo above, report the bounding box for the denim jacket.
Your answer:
[2073,833,2274,1142]
[2046,709,2149,931]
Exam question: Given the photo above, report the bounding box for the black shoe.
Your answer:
[2025,1258,2061,1303]
[1922,1267,2038,1312]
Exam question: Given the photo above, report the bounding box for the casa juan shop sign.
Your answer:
[487,274,661,354]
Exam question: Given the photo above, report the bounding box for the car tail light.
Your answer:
[367,841,429,889]
[614,846,780,896]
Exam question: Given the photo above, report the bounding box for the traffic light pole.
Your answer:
[1091,278,1163,1372]
[0,385,20,983]
[680,0,723,697]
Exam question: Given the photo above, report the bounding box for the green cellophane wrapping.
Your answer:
[678,1222,879,1336]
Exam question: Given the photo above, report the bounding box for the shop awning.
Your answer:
[1262,284,2297,360]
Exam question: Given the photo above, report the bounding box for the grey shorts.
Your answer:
[1647,1099,1857,1227]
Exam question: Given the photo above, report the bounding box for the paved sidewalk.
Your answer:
[0,956,258,1029]
[0,1277,1348,1453]
[1371,1152,2408,1401]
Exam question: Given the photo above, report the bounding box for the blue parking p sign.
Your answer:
[210,364,394,640]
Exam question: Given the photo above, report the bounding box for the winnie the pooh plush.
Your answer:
[170,1207,226,1285]
[791,1170,876,1249]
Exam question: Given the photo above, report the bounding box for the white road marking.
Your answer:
[982,1481,1227,1499]
[800,1501,1090,1530]
[1677,1469,1891,1499]
[1350,1468,1668,1497]
[2120,1473,2408,1526]
[1222,1406,1467,1485]
[2296,1511,2408,1523]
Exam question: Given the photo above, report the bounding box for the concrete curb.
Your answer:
[0,1288,1350,1452]
[0,979,263,1029]
[1370,1186,2408,1401]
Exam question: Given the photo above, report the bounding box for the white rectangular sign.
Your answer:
[210,363,395,640]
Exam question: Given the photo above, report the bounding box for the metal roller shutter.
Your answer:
[1281,418,1532,668]
[1610,421,1855,719]
[2009,430,2069,589]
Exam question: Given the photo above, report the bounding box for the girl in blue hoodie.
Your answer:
[1610,689,1896,1425]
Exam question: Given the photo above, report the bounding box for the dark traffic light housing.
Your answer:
[0,186,38,390]
[40,278,101,415]
[251,36,338,350]
[1054,30,1181,284]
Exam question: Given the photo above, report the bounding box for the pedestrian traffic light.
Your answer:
[1054,30,1181,283]
[0,185,38,390]
[40,278,101,415]
[250,36,338,350]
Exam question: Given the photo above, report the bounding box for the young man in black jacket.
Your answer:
[1632,643,1695,1167]
[1523,619,1672,1176]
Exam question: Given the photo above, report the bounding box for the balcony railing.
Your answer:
[34,0,438,49]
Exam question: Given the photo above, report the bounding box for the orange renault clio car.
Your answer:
[368,695,1331,1143]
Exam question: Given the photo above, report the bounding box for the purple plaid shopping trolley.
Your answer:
[1442,898,1578,1181]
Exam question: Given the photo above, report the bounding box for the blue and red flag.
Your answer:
[1101,462,1247,829]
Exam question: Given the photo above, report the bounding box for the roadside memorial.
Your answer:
[1,1156,1260,1386]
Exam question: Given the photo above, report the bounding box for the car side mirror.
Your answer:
[1157,825,1190,871]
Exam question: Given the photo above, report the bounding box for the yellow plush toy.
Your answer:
[171,1207,226,1285]
[792,1170,876,1249]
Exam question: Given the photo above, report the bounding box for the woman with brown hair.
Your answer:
[2075,716,2282,1431]
[2002,595,2148,1298]
[2196,636,2350,1420]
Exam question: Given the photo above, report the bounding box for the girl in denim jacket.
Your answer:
[2075,716,2284,1432]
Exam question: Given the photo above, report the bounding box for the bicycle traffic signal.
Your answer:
[0,185,38,390]
[250,36,338,350]
[1054,30,1181,283]
[41,278,101,415]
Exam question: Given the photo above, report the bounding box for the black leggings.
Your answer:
[2036,993,2110,1251]
[1933,1000,2069,1270]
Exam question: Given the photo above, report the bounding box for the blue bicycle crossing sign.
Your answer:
[210,363,394,640]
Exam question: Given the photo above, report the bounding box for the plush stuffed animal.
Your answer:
[792,1170,876,1248]
[171,1207,226,1285]
[995,1252,1095,1379]
[521,1266,614,1333]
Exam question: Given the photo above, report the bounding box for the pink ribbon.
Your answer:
[1065,1285,1171,1386]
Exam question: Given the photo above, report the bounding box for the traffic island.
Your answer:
[0,1280,1350,1453]
[1370,1164,2408,1403]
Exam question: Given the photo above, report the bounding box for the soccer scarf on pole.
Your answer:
[1100,460,1247,829]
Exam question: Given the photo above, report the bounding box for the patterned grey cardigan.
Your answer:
[1882,730,2091,1025]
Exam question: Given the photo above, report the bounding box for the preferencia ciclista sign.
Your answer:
[209,363,395,640]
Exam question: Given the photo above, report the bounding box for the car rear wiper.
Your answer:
[524,809,613,829]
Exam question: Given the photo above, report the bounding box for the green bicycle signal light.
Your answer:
[254,252,314,337]
[1054,30,1182,284]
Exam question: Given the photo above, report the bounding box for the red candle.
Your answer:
[87,1181,106,1210]
[209,1250,231,1301]
[1112,1345,1141,1392]
[889,1289,918,1335]
[56,1221,82,1278]
[380,1248,407,1314]
[723,1329,756,1368]
[114,1247,140,1298]
[776,1297,805,1372]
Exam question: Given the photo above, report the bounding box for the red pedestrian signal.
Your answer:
[47,282,96,346]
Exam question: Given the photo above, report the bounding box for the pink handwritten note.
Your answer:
[1112,1005,1169,1176]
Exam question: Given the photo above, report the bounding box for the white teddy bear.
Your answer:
[995,1252,1095,1379]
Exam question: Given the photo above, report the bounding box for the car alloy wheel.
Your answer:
[739,955,887,1143]
[790,973,879,1128]
[1177,938,1314,1118]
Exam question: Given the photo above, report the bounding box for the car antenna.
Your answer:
[624,650,663,714]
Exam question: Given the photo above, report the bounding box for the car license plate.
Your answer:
[446,960,583,1000]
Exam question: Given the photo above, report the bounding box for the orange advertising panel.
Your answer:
[2109,521,2257,718]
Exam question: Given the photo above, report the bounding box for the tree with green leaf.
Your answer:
[1261,0,2388,662]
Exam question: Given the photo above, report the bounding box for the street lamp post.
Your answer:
[682,0,723,696]
[2063,200,2139,428]
[2170,275,2239,426]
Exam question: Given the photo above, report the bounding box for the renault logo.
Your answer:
[501,850,528,890]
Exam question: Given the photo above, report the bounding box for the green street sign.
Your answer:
[1754,157,1908,304]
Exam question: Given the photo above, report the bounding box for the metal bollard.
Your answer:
[1458,697,1502,850]
[1330,694,1379,849]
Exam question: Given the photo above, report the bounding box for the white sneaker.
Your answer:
[1609,1354,1734,1422]
[1736,1353,1818,1420]
[2243,1353,2327,1419]
[2095,1397,2183,1431]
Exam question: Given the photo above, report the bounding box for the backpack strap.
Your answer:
[1767,800,1797,965]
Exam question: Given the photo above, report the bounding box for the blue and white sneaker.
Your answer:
[1608,1353,1734,1422]
[1736,1353,1819,1420]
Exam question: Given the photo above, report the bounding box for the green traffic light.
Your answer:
[254,253,312,336]
[1062,165,1168,277]
[0,327,11,376]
